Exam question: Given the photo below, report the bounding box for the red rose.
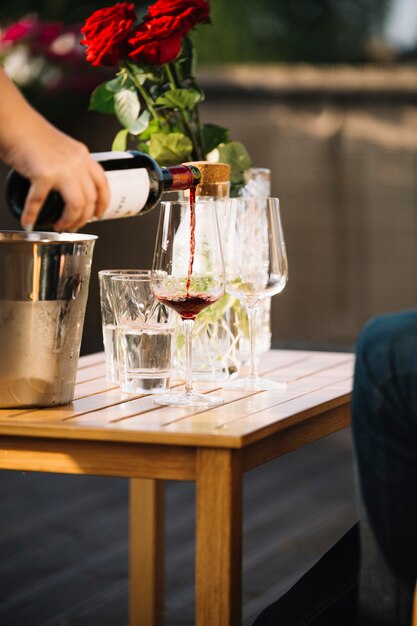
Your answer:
[128,15,184,65]
[148,0,210,32]
[81,2,137,67]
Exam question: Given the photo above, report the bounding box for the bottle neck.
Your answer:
[161,165,201,192]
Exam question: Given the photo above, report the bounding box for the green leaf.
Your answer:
[111,129,129,151]
[148,132,193,165]
[187,82,205,103]
[155,88,200,111]
[105,75,125,93]
[202,123,229,154]
[114,88,141,129]
[137,141,150,154]
[139,119,164,140]
[88,82,115,114]
[207,141,252,184]
[128,110,151,135]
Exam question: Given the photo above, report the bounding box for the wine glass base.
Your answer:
[154,391,224,408]
[225,377,287,391]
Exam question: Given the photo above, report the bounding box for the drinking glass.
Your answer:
[151,198,225,407]
[98,269,142,384]
[111,272,174,394]
[224,197,288,390]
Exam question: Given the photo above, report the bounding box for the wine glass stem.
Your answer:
[183,317,194,395]
[247,305,259,379]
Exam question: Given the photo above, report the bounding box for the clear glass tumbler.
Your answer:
[99,269,148,384]
[111,272,174,394]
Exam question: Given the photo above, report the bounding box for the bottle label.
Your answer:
[92,153,150,220]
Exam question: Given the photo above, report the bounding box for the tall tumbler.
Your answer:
[0,231,97,407]
[98,269,143,384]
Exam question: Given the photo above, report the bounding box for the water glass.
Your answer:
[111,273,174,394]
[98,269,141,384]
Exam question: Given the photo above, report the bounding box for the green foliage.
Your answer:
[128,111,151,135]
[155,88,202,111]
[202,124,229,154]
[89,83,115,114]
[207,141,252,193]
[111,128,129,151]
[114,88,141,128]
[148,132,193,165]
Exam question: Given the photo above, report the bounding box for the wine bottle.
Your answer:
[5,151,201,230]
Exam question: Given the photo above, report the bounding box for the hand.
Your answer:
[4,120,110,232]
[0,69,110,232]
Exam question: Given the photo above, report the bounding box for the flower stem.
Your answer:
[125,63,159,121]
[165,63,177,90]
[165,63,204,160]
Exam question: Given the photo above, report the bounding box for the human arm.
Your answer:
[0,68,110,231]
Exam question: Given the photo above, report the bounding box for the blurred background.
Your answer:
[0,0,417,354]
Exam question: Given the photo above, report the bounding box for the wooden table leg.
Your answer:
[129,478,165,626]
[195,448,243,626]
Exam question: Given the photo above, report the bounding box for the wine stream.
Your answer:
[185,187,196,294]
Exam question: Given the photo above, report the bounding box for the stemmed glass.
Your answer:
[151,198,225,407]
[224,196,288,390]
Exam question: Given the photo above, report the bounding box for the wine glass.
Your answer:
[224,196,288,390]
[151,198,225,407]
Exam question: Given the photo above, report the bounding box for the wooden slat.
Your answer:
[74,377,118,399]
[0,388,140,422]
[78,352,105,368]
[76,363,107,383]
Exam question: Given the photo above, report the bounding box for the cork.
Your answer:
[183,161,230,183]
[182,161,231,197]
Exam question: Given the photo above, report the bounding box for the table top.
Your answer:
[0,349,354,450]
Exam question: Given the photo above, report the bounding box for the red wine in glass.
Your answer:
[156,293,219,319]
[157,188,221,319]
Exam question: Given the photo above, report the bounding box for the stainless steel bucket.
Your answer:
[0,231,97,407]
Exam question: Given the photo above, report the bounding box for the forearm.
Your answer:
[0,68,53,164]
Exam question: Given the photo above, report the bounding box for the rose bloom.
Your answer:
[128,15,184,65]
[148,0,210,32]
[81,2,137,67]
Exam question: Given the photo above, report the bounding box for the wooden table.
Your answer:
[0,349,354,626]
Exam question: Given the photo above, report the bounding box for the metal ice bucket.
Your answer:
[0,231,97,407]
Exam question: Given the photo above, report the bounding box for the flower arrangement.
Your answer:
[80,0,266,379]
[81,0,252,194]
